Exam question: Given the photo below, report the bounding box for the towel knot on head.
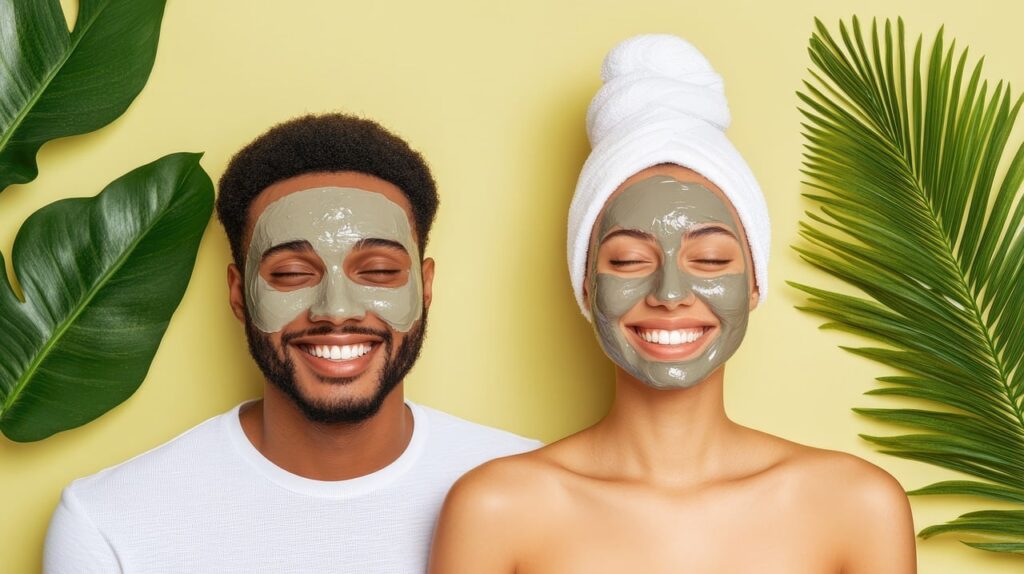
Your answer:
[587,34,731,149]
[568,34,771,321]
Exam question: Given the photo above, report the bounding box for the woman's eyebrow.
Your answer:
[260,240,313,262]
[600,228,653,245]
[685,225,737,240]
[353,237,408,253]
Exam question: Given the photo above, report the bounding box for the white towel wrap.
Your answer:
[568,34,770,320]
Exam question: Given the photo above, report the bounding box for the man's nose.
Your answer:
[308,275,367,323]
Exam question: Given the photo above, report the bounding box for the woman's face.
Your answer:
[585,167,757,389]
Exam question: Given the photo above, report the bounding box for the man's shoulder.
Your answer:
[66,406,237,505]
[413,402,542,459]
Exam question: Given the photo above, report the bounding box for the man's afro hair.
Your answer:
[217,113,438,268]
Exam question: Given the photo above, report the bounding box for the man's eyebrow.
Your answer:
[353,238,408,254]
[260,240,314,262]
[686,225,738,240]
[600,228,653,244]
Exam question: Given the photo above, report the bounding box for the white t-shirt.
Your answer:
[44,402,540,573]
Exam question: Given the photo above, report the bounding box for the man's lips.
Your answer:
[299,342,375,361]
[287,334,384,378]
[289,333,382,348]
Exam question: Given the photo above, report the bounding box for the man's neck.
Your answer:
[239,384,414,481]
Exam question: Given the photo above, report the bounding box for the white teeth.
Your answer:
[303,344,373,361]
[636,328,706,346]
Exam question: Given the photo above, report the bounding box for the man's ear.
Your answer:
[227,264,247,323]
[421,257,435,310]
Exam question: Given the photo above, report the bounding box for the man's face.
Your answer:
[228,172,433,424]
[585,168,757,389]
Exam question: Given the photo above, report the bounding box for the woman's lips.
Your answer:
[626,325,715,361]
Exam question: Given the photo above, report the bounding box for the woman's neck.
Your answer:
[587,365,743,487]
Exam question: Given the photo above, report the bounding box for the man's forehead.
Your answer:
[242,171,417,250]
[253,187,413,248]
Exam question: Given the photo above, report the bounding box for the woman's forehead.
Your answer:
[597,177,739,237]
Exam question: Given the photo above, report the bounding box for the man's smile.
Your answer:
[287,333,385,379]
[299,343,374,361]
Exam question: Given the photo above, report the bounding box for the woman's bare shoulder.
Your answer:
[446,438,581,511]
[769,436,909,507]
[752,431,916,559]
[430,439,581,570]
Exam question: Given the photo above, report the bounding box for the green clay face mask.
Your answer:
[244,187,422,333]
[587,176,751,389]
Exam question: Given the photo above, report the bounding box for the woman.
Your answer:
[429,35,916,573]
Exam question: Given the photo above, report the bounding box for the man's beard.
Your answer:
[243,309,427,425]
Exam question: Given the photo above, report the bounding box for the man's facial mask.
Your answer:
[245,187,422,333]
[587,176,751,389]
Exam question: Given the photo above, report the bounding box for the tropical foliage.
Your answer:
[0,0,166,191]
[792,17,1024,554]
[0,154,212,441]
[0,0,214,441]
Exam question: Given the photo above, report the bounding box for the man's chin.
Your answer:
[286,386,392,425]
[280,357,393,424]
[292,373,384,404]
[242,307,428,426]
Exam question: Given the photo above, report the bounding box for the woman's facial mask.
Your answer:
[244,187,422,333]
[587,176,751,389]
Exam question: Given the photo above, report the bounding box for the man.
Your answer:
[44,114,540,573]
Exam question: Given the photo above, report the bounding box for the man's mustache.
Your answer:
[280,324,392,347]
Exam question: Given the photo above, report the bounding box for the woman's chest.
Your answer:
[515,481,840,574]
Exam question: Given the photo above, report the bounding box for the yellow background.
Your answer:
[1,0,1021,571]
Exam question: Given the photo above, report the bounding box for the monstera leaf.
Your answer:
[793,17,1024,554]
[0,153,212,441]
[0,0,167,191]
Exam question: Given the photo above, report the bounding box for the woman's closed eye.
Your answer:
[609,259,652,267]
[596,234,660,274]
[686,250,743,274]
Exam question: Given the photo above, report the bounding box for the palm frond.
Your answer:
[794,16,1024,554]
